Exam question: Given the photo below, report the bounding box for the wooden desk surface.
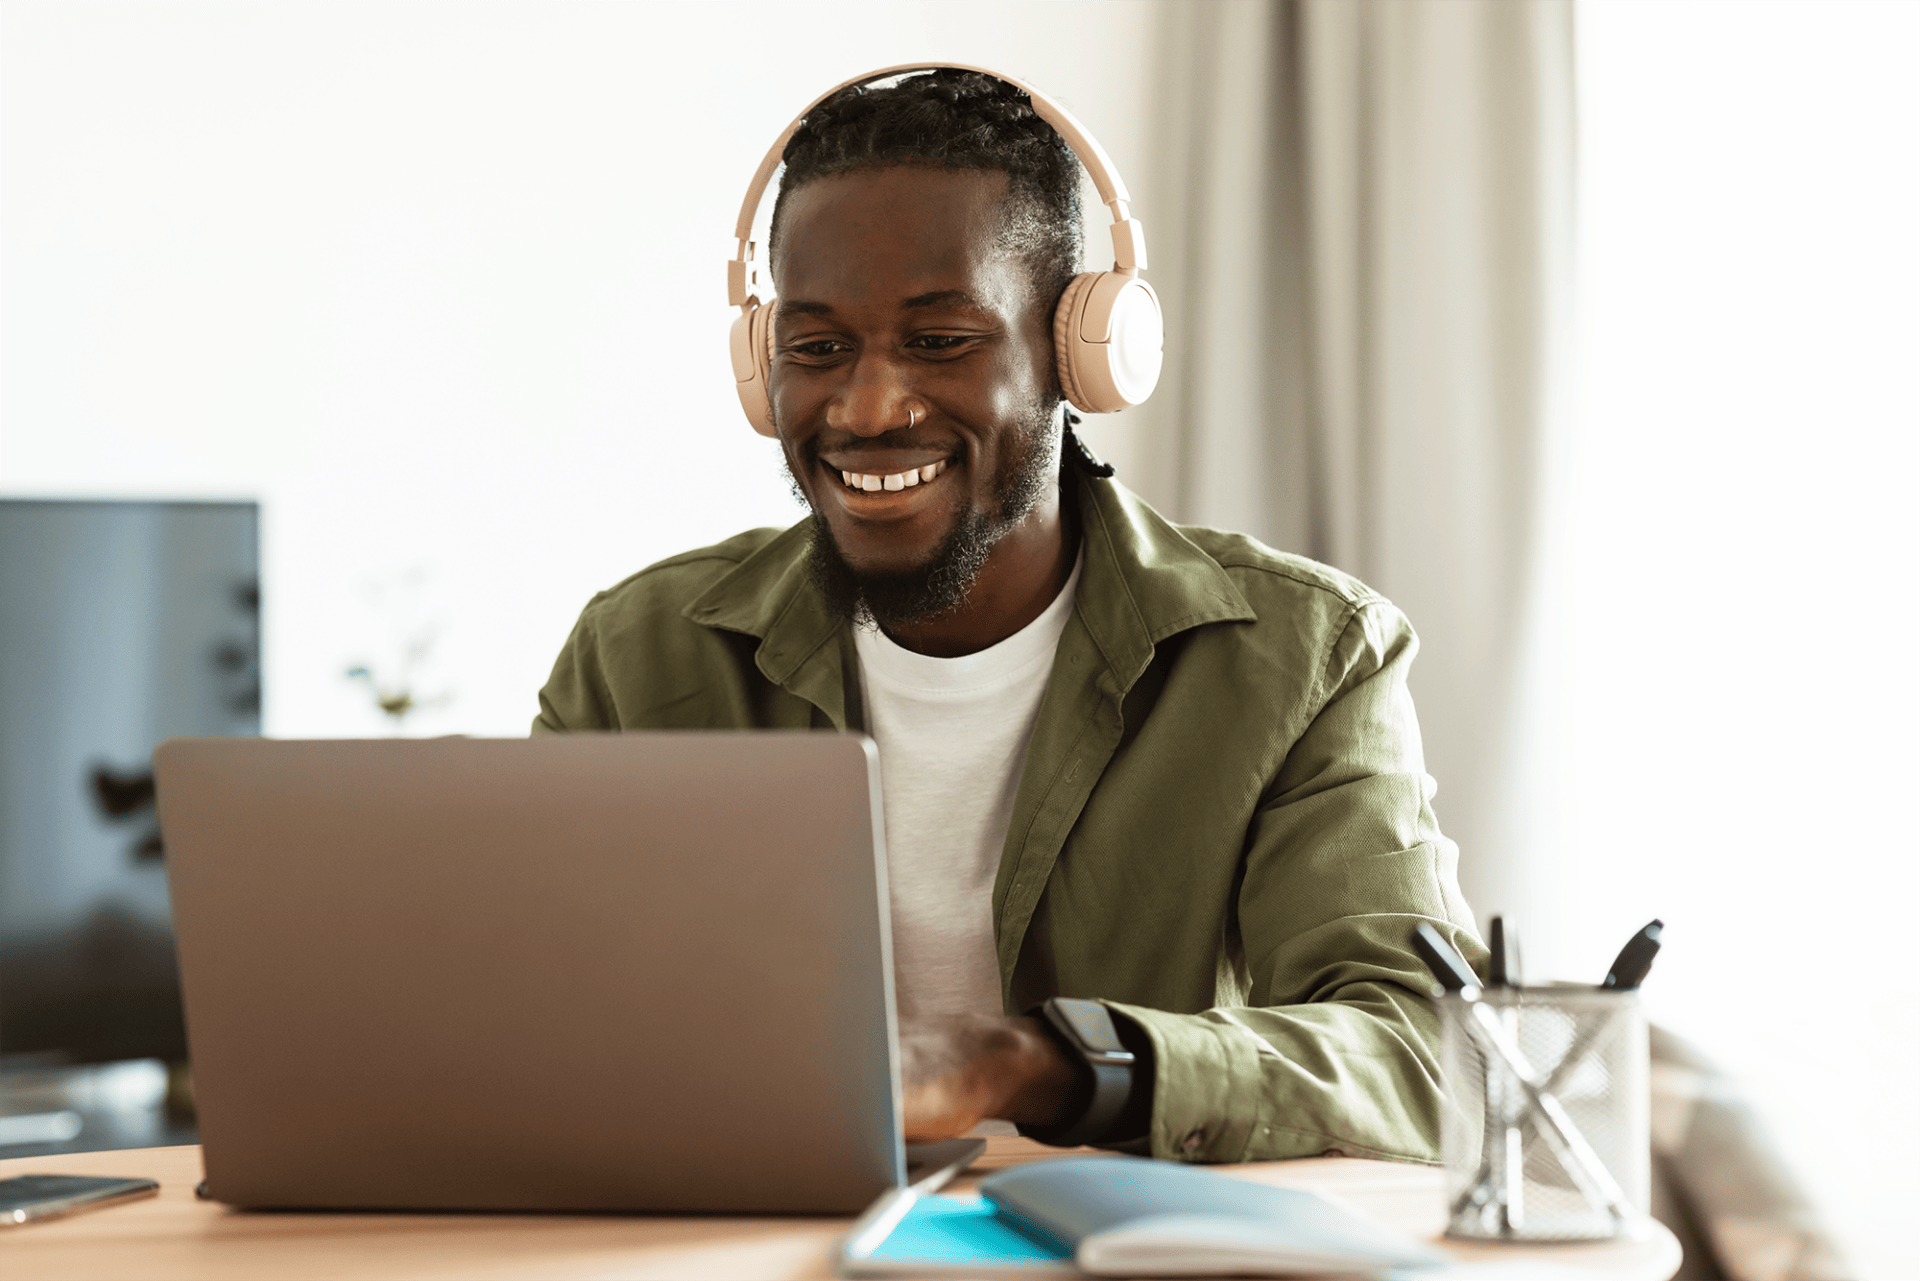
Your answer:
[0,1139,1679,1279]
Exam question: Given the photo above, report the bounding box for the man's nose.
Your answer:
[824,351,915,437]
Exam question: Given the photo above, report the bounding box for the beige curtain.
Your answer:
[1117,0,1576,924]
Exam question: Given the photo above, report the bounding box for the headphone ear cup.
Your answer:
[1052,273,1099,413]
[729,300,779,437]
[1053,271,1165,414]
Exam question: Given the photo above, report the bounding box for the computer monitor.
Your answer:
[0,498,259,1065]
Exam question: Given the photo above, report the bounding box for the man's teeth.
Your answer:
[839,460,948,492]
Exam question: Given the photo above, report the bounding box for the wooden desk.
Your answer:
[0,1139,1680,1279]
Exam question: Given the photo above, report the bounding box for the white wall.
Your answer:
[1565,3,1919,1275]
[1,0,1158,737]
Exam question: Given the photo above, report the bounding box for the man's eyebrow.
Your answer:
[901,289,988,312]
[777,291,991,321]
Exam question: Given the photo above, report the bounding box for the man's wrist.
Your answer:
[997,1016,1087,1128]
[1016,999,1143,1147]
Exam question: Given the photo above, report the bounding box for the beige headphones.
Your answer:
[727,63,1164,438]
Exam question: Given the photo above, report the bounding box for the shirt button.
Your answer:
[1180,1128,1205,1155]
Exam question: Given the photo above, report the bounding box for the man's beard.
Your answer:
[804,409,1057,632]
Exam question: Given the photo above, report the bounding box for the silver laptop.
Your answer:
[155,732,945,1214]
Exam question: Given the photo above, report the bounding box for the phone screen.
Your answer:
[0,1174,160,1226]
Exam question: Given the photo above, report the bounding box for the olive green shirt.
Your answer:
[534,473,1485,1165]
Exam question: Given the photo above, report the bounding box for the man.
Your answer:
[535,69,1484,1164]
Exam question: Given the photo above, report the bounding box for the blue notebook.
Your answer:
[840,1157,1448,1278]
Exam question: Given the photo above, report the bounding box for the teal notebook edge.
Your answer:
[842,1193,1075,1276]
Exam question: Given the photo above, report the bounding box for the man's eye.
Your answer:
[789,340,845,358]
[910,335,972,352]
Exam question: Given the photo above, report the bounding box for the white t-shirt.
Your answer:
[854,552,1085,1028]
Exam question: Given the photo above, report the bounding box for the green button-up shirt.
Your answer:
[533,472,1485,1165]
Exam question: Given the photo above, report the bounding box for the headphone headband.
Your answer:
[726,62,1148,311]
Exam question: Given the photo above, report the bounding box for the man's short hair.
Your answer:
[768,69,1085,310]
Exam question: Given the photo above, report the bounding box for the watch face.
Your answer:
[1054,998,1124,1053]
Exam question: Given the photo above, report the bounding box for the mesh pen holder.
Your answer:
[1438,985,1650,1243]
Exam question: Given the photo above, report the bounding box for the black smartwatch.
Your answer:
[1024,997,1135,1147]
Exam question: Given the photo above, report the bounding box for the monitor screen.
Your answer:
[0,499,259,1064]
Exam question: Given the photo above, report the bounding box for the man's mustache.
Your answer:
[799,426,946,462]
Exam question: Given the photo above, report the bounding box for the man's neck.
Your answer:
[882,483,1077,658]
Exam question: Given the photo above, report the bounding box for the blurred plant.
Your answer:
[89,763,163,861]
[344,568,452,732]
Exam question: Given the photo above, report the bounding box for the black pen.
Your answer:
[1600,919,1663,990]
[1487,915,1522,989]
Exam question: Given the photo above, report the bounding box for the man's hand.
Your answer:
[897,1014,1083,1142]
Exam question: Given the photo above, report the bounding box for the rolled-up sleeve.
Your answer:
[1114,601,1484,1164]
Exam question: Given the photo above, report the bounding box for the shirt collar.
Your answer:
[1069,471,1256,696]
[678,519,845,708]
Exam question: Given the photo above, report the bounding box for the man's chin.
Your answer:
[806,509,994,630]
[829,537,945,583]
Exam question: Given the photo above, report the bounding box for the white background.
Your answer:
[5,2,1917,1275]
[1564,3,1919,1275]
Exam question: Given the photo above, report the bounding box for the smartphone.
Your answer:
[0,1174,160,1227]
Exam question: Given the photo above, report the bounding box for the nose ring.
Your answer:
[904,407,920,430]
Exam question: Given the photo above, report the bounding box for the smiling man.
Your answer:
[534,69,1484,1164]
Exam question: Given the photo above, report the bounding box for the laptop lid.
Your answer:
[154,733,902,1213]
